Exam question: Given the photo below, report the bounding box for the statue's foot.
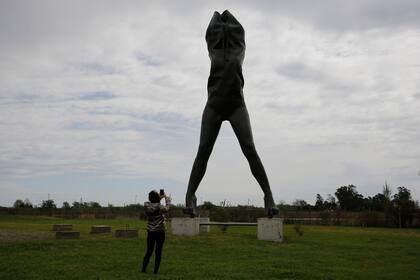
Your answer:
[184,193,197,217]
[266,207,279,218]
[264,195,279,218]
[182,207,197,218]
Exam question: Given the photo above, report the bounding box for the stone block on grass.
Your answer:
[52,224,72,231]
[56,231,80,239]
[90,225,111,234]
[115,229,138,238]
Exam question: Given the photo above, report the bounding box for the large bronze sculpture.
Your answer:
[184,10,279,218]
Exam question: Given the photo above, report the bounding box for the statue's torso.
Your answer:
[205,10,246,116]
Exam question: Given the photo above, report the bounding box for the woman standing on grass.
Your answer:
[141,189,171,274]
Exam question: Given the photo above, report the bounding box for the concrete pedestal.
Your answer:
[257,218,283,242]
[90,225,111,234]
[115,229,138,238]
[56,231,80,239]
[199,217,210,233]
[52,224,72,231]
[171,218,200,236]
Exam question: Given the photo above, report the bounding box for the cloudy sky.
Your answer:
[1,0,419,207]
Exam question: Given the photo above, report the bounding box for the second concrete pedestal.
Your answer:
[257,218,283,242]
[199,217,210,233]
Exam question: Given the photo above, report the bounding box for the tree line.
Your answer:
[10,183,419,228]
[286,183,418,228]
[12,199,103,209]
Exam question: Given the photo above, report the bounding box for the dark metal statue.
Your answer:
[184,10,279,218]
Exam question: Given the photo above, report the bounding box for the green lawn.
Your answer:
[0,215,419,279]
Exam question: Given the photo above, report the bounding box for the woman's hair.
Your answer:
[148,190,160,203]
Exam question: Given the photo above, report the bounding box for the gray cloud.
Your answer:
[276,61,324,81]
[241,0,420,31]
[79,91,115,100]
[77,63,118,75]
[136,51,162,66]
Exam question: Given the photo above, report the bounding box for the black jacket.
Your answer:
[205,10,246,116]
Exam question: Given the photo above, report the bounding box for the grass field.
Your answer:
[0,215,419,279]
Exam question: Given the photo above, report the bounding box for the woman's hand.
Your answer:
[165,195,172,206]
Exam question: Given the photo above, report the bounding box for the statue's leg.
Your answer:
[228,106,278,217]
[185,104,223,216]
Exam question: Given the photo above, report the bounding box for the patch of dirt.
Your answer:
[0,229,53,242]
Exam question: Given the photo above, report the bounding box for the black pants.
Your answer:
[142,230,165,274]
